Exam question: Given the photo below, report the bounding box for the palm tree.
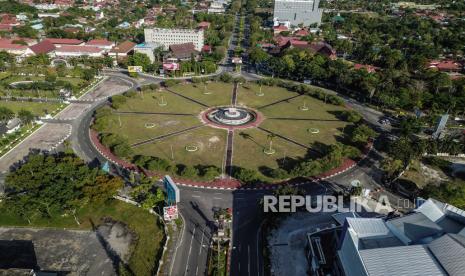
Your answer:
[0,106,14,124]
[265,133,276,154]
[18,109,34,129]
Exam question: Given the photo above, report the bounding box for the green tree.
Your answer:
[0,107,14,124]
[350,124,378,144]
[129,52,152,72]
[18,109,34,128]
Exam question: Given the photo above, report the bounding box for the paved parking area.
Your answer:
[0,227,115,275]
[80,77,132,100]
[0,123,71,173]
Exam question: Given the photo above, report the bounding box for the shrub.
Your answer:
[179,165,199,178]
[341,110,362,123]
[233,167,259,183]
[112,143,133,158]
[111,95,127,109]
[269,168,289,179]
[202,166,221,179]
[163,79,180,87]
[146,157,173,172]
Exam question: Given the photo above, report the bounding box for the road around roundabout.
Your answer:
[67,66,406,276]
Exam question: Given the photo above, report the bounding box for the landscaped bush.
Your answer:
[340,110,362,123]
[100,133,133,158]
[110,95,127,109]
[233,167,259,184]
[199,166,221,179]
[146,157,173,172]
[178,165,199,178]
[163,79,180,87]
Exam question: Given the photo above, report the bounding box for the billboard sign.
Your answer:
[163,62,180,71]
[163,175,180,205]
[163,205,179,221]
[128,66,143,73]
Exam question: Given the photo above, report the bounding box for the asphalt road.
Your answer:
[170,186,233,276]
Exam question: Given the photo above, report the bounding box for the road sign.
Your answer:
[128,66,143,73]
[163,205,179,221]
[163,175,180,205]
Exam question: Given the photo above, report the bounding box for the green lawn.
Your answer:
[169,82,234,107]
[0,199,165,276]
[117,90,205,114]
[0,75,88,98]
[0,101,61,116]
[259,94,349,147]
[103,113,201,145]
[132,126,227,170]
[237,83,297,108]
[233,128,309,181]
[99,82,354,181]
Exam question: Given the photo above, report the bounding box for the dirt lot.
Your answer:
[0,123,71,173]
[268,212,337,276]
[0,226,133,275]
[80,77,132,101]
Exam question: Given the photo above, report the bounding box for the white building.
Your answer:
[273,0,323,26]
[208,2,226,13]
[134,42,159,63]
[55,45,105,57]
[144,28,204,51]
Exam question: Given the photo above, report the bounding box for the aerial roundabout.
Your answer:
[92,80,356,184]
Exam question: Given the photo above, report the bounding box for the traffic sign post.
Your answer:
[163,205,179,221]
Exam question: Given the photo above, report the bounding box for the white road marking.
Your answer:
[196,228,206,275]
[170,212,186,275]
[185,227,196,275]
[192,195,201,198]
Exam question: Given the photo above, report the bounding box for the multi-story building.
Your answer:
[273,0,323,26]
[144,28,204,51]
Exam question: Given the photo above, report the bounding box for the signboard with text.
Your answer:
[163,205,178,221]
[128,66,143,73]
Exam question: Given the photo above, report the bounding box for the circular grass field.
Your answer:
[98,81,353,181]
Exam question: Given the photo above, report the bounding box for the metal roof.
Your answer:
[346,217,390,238]
[428,234,465,276]
[359,245,446,276]
[416,199,445,222]
[387,213,443,243]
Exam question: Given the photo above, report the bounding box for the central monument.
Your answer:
[208,107,254,126]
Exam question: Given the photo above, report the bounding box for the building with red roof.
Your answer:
[169,42,198,60]
[45,38,84,46]
[428,60,462,72]
[294,28,309,37]
[86,39,115,50]
[273,25,289,34]
[109,41,136,59]
[29,40,56,55]
[198,21,211,30]
[0,38,30,55]
[0,14,20,31]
